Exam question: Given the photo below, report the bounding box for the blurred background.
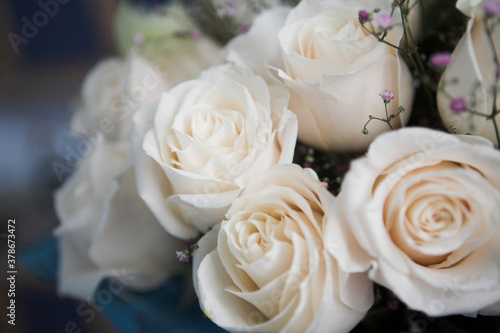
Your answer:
[0,0,121,332]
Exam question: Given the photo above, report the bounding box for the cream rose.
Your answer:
[71,51,171,142]
[456,0,485,16]
[193,164,373,333]
[56,32,222,299]
[72,36,222,142]
[133,64,298,240]
[55,141,184,300]
[437,0,500,147]
[226,0,414,152]
[327,127,500,316]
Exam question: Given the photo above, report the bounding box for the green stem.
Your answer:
[361,23,409,53]
[492,114,500,147]
[399,0,410,49]
[439,86,492,118]
[385,103,394,129]
[399,1,441,122]
[378,37,409,53]
[484,17,500,147]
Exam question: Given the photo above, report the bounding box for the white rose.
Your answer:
[193,164,373,333]
[225,6,290,80]
[71,51,170,142]
[133,64,298,240]
[226,0,414,152]
[55,141,184,300]
[456,0,485,16]
[57,54,174,299]
[72,41,222,142]
[327,127,500,316]
[56,5,225,300]
[437,0,500,147]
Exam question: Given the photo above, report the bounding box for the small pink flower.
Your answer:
[190,29,202,40]
[186,238,196,248]
[321,181,329,189]
[484,1,500,17]
[429,52,453,67]
[237,26,249,35]
[176,251,190,263]
[358,10,371,23]
[225,5,237,16]
[377,13,393,30]
[450,97,467,114]
[379,89,394,101]
[216,8,227,18]
[218,0,237,18]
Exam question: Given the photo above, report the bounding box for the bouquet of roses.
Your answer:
[52,0,500,332]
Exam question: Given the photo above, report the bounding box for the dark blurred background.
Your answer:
[0,0,120,332]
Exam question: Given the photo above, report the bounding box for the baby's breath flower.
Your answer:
[377,13,393,30]
[429,52,453,68]
[450,97,467,114]
[379,89,394,102]
[484,1,500,17]
[358,10,371,23]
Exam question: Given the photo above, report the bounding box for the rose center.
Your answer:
[299,10,370,62]
[191,108,243,144]
[381,161,485,267]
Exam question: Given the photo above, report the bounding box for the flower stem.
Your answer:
[484,16,500,147]
[385,104,394,129]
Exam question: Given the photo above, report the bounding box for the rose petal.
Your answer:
[88,163,184,290]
